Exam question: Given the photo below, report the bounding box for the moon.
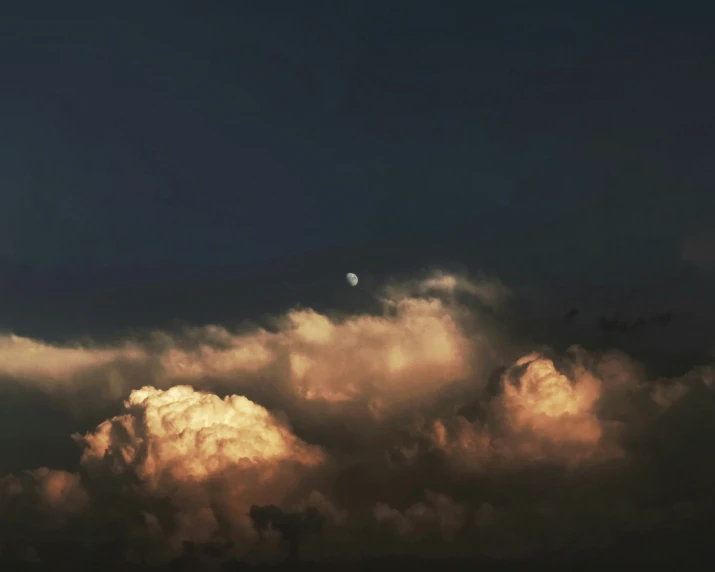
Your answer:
[346,272,358,287]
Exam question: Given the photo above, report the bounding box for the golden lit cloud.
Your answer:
[0,272,483,420]
[281,299,470,404]
[0,334,143,387]
[1,270,713,566]
[429,353,623,469]
[73,385,326,555]
[161,288,475,411]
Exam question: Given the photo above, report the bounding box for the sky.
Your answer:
[1,2,715,570]
[1,3,713,270]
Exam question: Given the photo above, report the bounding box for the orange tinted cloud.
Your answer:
[74,385,326,555]
[0,334,143,387]
[1,273,486,420]
[282,300,470,404]
[429,353,623,469]
[1,270,714,566]
[0,468,88,514]
[160,287,476,411]
[502,353,603,445]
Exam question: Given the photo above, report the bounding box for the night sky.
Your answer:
[1,3,715,570]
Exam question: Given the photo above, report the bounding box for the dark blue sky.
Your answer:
[0,2,715,267]
[1,3,713,271]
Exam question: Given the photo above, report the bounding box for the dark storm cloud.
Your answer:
[1,270,714,569]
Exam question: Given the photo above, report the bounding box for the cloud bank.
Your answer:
[0,271,713,568]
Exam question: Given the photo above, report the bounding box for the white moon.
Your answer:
[346,272,358,287]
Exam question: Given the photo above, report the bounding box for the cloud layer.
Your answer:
[0,271,713,567]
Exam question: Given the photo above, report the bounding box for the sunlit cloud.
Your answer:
[1,270,713,566]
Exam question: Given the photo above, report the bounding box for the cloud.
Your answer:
[0,334,144,390]
[426,352,623,471]
[0,468,89,563]
[0,468,88,515]
[373,491,467,542]
[1,271,714,567]
[382,269,509,307]
[280,300,471,406]
[156,282,482,418]
[72,384,326,559]
[0,272,495,431]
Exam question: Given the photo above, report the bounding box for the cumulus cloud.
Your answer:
[0,468,89,564]
[72,384,326,559]
[155,291,481,421]
[1,270,714,568]
[281,300,470,406]
[0,468,88,515]
[373,491,467,543]
[426,352,623,471]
